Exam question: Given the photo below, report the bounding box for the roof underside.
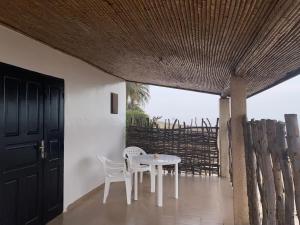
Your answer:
[0,0,300,96]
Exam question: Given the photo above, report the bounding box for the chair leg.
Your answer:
[125,178,132,205]
[103,179,110,204]
[134,171,138,200]
[140,171,143,183]
[131,173,134,188]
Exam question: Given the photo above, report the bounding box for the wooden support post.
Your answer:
[230,76,249,225]
[285,114,300,220]
[219,97,230,178]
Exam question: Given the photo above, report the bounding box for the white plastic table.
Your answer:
[132,154,181,207]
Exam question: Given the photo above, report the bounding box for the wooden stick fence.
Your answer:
[243,114,300,225]
[126,118,220,176]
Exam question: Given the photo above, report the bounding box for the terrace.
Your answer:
[49,176,234,225]
[0,1,300,225]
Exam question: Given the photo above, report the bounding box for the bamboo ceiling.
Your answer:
[0,0,300,96]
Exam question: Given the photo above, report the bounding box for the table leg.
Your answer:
[157,165,163,207]
[175,163,178,199]
[134,171,138,200]
[151,165,156,193]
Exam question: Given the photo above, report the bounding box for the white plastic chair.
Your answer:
[97,155,132,205]
[123,146,156,200]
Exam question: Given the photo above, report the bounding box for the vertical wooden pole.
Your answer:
[255,120,277,225]
[230,76,249,225]
[285,114,300,220]
[277,122,295,225]
[243,120,260,225]
[219,97,230,178]
[266,120,285,225]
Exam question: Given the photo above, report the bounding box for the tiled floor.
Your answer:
[48,175,234,225]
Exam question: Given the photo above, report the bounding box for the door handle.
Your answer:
[40,140,46,159]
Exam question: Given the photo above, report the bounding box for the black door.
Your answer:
[0,63,64,225]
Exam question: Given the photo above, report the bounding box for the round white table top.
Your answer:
[132,154,181,166]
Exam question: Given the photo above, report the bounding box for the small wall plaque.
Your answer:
[111,93,118,114]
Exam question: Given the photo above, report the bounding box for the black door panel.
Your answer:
[2,142,39,172]
[0,70,43,225]
[43,79,64,223]
[3,77,21,137]
[0,63,64,225]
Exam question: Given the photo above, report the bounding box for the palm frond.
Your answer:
[126,82,150,109]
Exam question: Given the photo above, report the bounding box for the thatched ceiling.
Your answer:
[0,0,300,96]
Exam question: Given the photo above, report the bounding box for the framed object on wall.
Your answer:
[111,92,118,114]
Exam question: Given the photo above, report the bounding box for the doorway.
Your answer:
[0,63,64,225]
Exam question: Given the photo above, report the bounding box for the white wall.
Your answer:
[0,25,126,209]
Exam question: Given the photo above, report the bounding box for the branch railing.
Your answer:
[243,114,300,225]
[126,118,220,176]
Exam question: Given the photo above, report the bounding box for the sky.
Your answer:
[144,75,300,124]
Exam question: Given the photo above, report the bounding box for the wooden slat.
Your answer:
[0,0,299,95]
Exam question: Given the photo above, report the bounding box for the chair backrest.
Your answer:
[122,146,146,160]
[97,155,108,173]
